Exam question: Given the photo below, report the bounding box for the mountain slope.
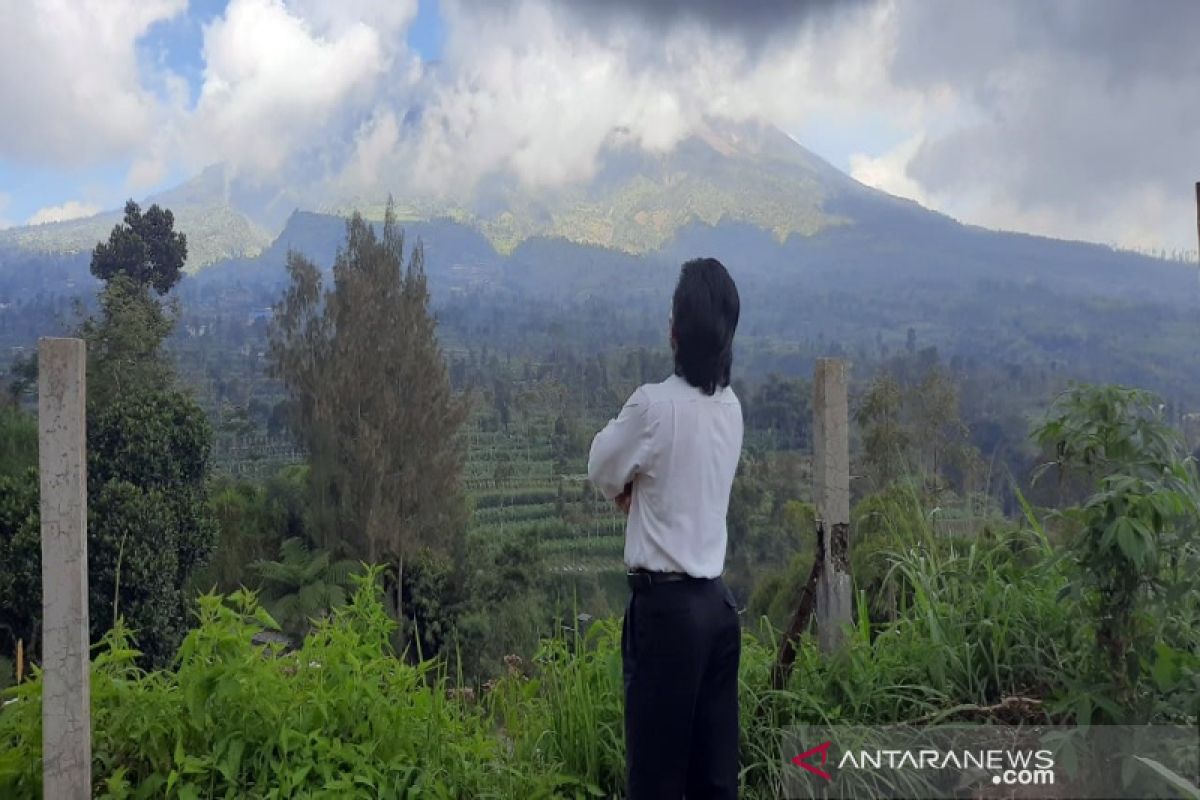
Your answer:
[329,121,857,255]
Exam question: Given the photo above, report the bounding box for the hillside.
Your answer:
[331,121,853,254]
[0,201,271,273]
[2,121,1198,402]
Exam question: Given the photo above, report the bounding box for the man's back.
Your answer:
[588,373,742,578]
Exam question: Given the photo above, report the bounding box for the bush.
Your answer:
[0,571,583,799]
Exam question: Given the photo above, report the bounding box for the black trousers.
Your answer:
[621,576,741,799]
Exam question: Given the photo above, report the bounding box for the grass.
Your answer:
[3,519,1195,798]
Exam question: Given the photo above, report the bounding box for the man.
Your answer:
[587,257,744,799]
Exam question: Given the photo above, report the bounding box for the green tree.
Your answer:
[856,373,910,491]
[0,469,39,659]
[909,364,968,488]
[0,405,36,480]
[78,274,176,408]
[252,537,360,641]
[64,202,214,666]
[748,374,810,449]
[90,200,187,294]
[87,391,218,666]
[197,467,308,595]
[1034,384,1200,716]
[269,201,470,626]
[79,200,186,407]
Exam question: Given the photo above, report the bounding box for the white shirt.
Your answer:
[587,373,744,579]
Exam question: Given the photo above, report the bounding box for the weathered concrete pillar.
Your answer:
[814,358,852,653]
[38,337,91,798]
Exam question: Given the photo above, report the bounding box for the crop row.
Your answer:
[470,515,626,542]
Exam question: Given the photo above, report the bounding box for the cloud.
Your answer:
[850,135,930,206]
[188,0,420,180]
[2,0,1196,252]
[0,193,12,229]
[0,0,186,165]
[27,200,102,225]
[346,0,895,200]
[879,0,1200,250]
[463,0,867,49]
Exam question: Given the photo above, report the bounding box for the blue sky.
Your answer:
[0,0,450,226]
[0,0,896,230]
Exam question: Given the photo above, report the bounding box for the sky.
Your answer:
[0,0,1196,255]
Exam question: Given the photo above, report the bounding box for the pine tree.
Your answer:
[269,200,469,625]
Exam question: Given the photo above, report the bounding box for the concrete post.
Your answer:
[813,358,852,653]
[38,337,91,798]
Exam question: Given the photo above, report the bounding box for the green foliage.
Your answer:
[0,405,36,480]
[196,468,308,594]
[252,538,361,641]
[745,374,810,449]
[854,358,980,498]
[1034,384,1200,716]
[268,202,469,591]
[0,469,39,656]
[91,200,187,295]
[0,572,582,799]
[457,529,554,677]
[85,390,218,667]
[856,374,909,492]
[77,275,177,408]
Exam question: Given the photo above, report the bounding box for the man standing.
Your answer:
[587,258,744,799]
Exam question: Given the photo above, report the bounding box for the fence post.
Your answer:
[38,337,91,798]
[814,358,852,653]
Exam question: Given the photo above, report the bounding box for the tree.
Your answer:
[1034,384,1200,715]
[90,200,187,294]
[80,200,187,408]
[252,537,360,641]
[0,469,39,660]
[0,405,36,480]
[269,201,470,626]
[856,373,910,492]
[748,374,810,449]
[87,391,218,666]
[0,202,220,667]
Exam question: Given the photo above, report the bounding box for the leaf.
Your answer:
[1133,757,1200,800]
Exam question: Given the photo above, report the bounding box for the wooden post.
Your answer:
[813,358,852,653]
[38,337,91,798]
[1194,181,1199,262]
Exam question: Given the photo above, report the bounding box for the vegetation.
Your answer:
[268,202,469,631]
[1,199,1197,796]
[0,201,217,667]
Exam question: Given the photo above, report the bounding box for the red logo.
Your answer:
[792,741,833,781]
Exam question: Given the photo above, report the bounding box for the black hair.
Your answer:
[671,258,740,395]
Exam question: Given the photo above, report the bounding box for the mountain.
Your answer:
[0,164,286,274]
[328,121,857,255]
[2,121,1198,402]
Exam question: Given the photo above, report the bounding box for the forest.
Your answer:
[0,201,1197,798]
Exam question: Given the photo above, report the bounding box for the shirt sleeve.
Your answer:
[587,386,654,499]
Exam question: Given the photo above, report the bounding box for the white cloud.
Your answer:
[0,192,12,229]
[0,0,186,164]
[375,0,901,199]
[189,0,419,179]
[850,136,931,206]
[2,0,1195,252]
[27,200,102,225]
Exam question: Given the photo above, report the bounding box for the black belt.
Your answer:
[626,569,707,590]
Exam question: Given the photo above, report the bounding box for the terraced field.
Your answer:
[464,415,630,613]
